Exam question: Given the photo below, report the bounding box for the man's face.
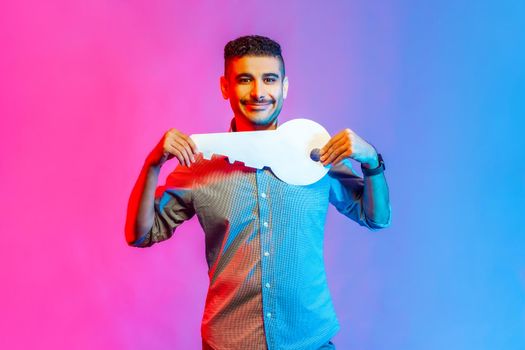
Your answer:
[221,55,288,129]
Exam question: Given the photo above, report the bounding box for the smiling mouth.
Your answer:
[244,103,270,112]
[245,102,273,108]
[250,107,269,113]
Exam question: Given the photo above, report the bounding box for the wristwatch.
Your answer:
[361,153,385,176]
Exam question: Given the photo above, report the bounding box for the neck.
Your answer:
[232,115,278,132]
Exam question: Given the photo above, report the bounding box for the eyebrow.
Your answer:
[235,73,281,80]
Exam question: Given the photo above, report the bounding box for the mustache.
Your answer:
[241,98,275,105]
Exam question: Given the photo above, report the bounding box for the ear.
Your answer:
[282,76,289,99]
[220,75,229,99]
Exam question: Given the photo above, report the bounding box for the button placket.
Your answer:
[256,170,275,347]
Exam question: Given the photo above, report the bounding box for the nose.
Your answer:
[250,80,265,101]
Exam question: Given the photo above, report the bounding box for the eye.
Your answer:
[238,78,251,83]
[264,78,277,83]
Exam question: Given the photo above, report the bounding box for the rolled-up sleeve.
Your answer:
[132,165,196,247]
[328,161,391,231]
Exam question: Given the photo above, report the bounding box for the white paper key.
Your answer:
[189,118,331,186]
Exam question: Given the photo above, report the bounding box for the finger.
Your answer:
[321,129,352,157]
[174,138,195,164]
[332,150,352,166]
[321,137,348,162]
[320,132,344,155]
[320,139,334,155]
[166,144,186,166]
[167,145,185,166]
[321,148,339,166]
[324,142,350,165]
[179,133,199,156]
[172,140,192,166]
[176,136,197,162]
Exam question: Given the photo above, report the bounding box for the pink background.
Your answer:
[1,0,524,349]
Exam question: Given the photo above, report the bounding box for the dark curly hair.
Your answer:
[224,35,285,77]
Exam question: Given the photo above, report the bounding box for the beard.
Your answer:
[240,98,284,127]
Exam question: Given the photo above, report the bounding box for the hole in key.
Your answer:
[310,148,321,162]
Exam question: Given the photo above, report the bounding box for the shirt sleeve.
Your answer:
[328,161,391,231]
[131,165,196,248]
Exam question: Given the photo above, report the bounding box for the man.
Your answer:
[125,35,391,350]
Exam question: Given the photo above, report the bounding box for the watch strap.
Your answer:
[361,153,385,176]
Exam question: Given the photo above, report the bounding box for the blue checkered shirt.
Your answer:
[132,126,391,350]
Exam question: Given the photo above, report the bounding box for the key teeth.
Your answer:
[243,160,261,169]
[224,156,254,168]
[200,152,262,169]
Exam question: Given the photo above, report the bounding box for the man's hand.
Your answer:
[319,128,378,168]
[146,128,199,167]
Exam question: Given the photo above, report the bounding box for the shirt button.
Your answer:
[264,251,270,256]
[263,222,268,227]
[265,282,271,288]
[266,312,272,318]
[261,192,267,198]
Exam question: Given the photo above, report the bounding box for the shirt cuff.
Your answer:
[364,203,392,230]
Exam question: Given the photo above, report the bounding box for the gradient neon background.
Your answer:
[1,0,524,349]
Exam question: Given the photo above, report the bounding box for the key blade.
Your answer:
[190,130,276,169]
